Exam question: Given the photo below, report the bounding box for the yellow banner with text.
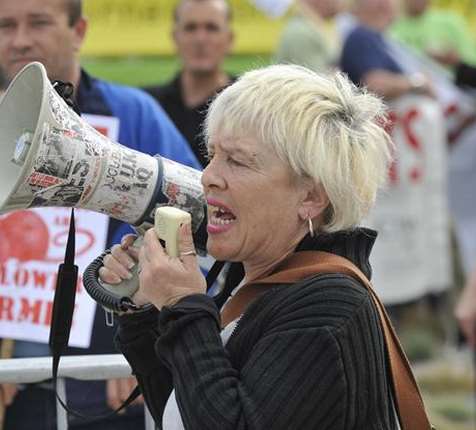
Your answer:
[81,0,476,57]
[82,0,287,56]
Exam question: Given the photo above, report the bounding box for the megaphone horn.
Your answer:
[0,62,207,250]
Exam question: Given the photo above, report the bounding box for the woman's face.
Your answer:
[202,135,310,268]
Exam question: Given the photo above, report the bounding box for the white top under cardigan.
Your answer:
[162,318,239,430]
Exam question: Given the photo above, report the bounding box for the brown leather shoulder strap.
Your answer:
[220,251,432,430]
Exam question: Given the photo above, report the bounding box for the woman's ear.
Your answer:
[298,183,329,222]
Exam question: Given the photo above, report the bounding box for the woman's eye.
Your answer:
[227,157,244,167]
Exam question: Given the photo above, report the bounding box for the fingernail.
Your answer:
[127,261,135,270]
[125,271,133,280]
[111,275,122,284]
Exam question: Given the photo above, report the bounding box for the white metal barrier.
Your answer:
[0,354,156,430]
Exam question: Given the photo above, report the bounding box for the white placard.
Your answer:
[365,95,451,304]
[0,208,108,347]
[385,39,476,279]
[0,114,120,347]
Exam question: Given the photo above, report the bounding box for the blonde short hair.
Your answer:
[205,64,393,233]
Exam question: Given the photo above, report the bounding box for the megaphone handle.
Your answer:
[100,208,190,302]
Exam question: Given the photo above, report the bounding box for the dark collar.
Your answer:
[173,71,236,109]
[296,227,377,280]
[214,227,377,309]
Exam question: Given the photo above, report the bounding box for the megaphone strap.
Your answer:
[52,80,80,115]
[51,351,142,423]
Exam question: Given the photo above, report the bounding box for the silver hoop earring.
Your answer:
[308,217,315,238]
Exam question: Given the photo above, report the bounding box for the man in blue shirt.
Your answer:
[340,0,433,99]
[0,0,200,428]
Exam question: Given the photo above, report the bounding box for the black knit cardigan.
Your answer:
[116,228,399,429]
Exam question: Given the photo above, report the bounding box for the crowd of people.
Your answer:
[0,0,475,429]
[278,0,476,319]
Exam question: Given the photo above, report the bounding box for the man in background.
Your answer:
[392,0,476,71]
[275,0,349,73]
[0,0,200,429]
[145,0,234,167]
[340,0,434,99]
[341,0,460,324]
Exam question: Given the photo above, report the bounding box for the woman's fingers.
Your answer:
[111,243,137,271]
[136,226,206,309]
[101,251,134,282]
[139,228,165,270]
[142,228,166,258]
[178,222,198,268]
[120,234,137,250]
[98,266,122,284]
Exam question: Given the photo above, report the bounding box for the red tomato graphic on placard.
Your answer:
[0,211,49,262]
[0,236,12,263]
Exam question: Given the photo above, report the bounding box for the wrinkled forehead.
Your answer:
[207,133,259,153]
[206,113,262,147]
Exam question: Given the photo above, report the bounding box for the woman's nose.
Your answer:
[201,158,226,190]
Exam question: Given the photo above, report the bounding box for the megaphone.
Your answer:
[0,62,209,311]
[0,62,207,239]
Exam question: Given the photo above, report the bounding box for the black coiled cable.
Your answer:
[83,251,229,314]
[83,251,142,313]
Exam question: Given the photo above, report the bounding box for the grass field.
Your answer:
[81,54,272,87]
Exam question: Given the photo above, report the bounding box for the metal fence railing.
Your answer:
[0,354,156,430]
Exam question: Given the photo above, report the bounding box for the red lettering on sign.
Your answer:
[0,265,7,285]
[33,270,49,289]
[402,109,423,183]
[13,268,29,286]
[54,216,71,226]
[0,296,14,321]
[388,107,425,185]
[44,301,53,326]
[18,298,42,324]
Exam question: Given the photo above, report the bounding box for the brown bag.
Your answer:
[221,251,434,430]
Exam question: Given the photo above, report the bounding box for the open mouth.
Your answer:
[208,204,237,226]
